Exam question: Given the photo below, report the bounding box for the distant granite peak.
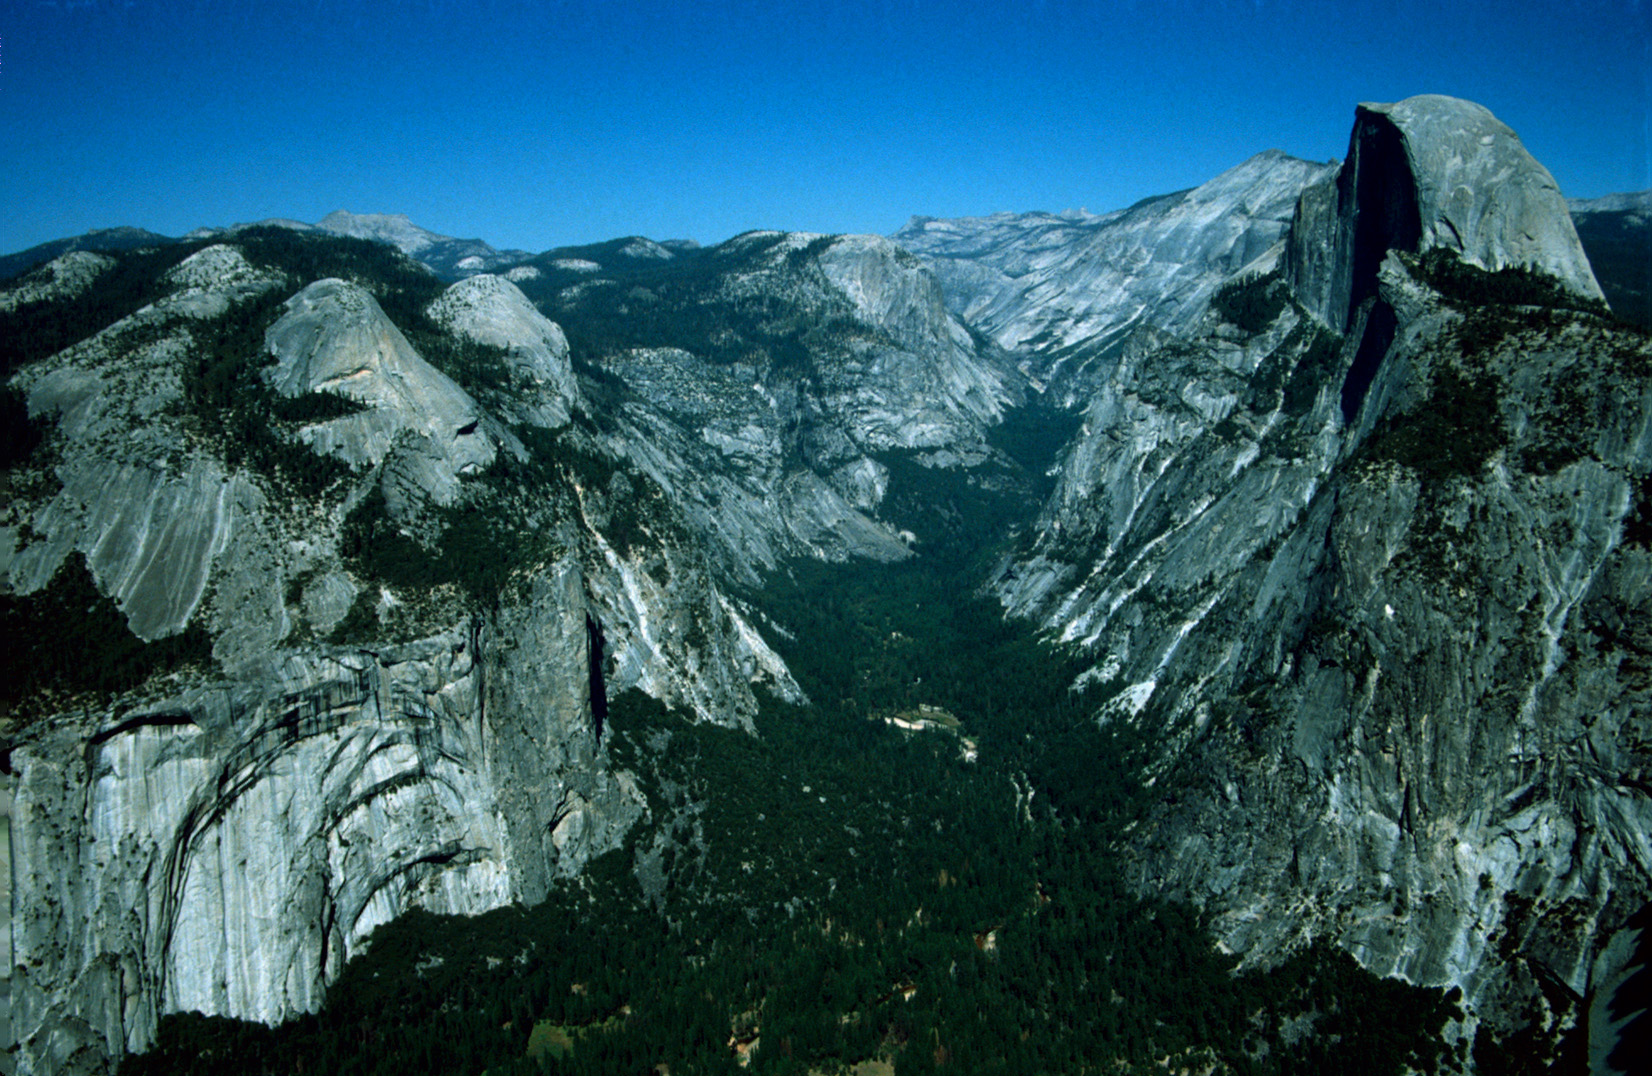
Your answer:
[1569,189,1652,217]
[310,210,531,279]
[316,210,443,255]
[1289,93,1604,328]
[893,149,1336,402]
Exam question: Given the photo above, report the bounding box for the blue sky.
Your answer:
[2,0,1647,255]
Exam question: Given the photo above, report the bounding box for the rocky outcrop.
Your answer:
[0,229,174,288]
[1288,94,1604,330]
[993,286,1345,667]
[5,247,290,652]
[0,251,114,313]
[1119,271,1652,1053]
[312,211,531,278]
[263,278,498,504]
[521,230,1023,582]
[426,274,580,429]
[812,234,1011,448]
[1,233,801,1075]
[595,345,916,577]
[10,460,251,643]
[8,604,646,1076]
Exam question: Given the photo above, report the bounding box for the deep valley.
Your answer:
[2,95,1650,1076]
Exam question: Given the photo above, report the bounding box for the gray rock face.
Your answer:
[7,92,1641,1075]
[594,345,915,577]
[995,235,1651,1049]
[993,292,1344,668]
[315,210,448,255]
[264,278,498,506]
[313,210,531,278]
[893,151,1338,403]
[426,274,580,429]
[2,233,804,1074]
[5,246,290,651]
[9,609,645,1076]
[1288,94,1604,330]
[809,234,1011,450]
[535,230,1021,582]
[965,96,1644,1056]
[1129,300,1650,1048]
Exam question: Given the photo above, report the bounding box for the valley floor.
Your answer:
[118,553,1464,1076]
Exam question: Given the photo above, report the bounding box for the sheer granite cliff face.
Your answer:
[986,96,1648,1054]
[1009,256,1652,1039]
[0,249,802,1073]
[8,619,643,1073]
[518,230,1022,583]
[1287,94,1604,333]
[3,93,1644,1075]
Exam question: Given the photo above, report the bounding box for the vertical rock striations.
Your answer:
[2,92,1640,1075]
[893,151,1338,404]
[510,229,1023,583]
[1,216,1016,1073]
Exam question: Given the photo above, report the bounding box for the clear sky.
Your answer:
[2,0,1647,256]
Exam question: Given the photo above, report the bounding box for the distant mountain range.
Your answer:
[0,210,532,284]
[0,226,178,284]
[1569,190,1652,329]
[6,189,1646,331]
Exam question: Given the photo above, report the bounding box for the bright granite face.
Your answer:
[894,150,1340,403]
[1362,95,1603,301]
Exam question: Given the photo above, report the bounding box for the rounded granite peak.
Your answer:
[0,249,115,312]
[1357,93,1604,301]
[263,278,495,501]
[427,274,578,428]
[1287,94,1605,328]
[316,209,441,255]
